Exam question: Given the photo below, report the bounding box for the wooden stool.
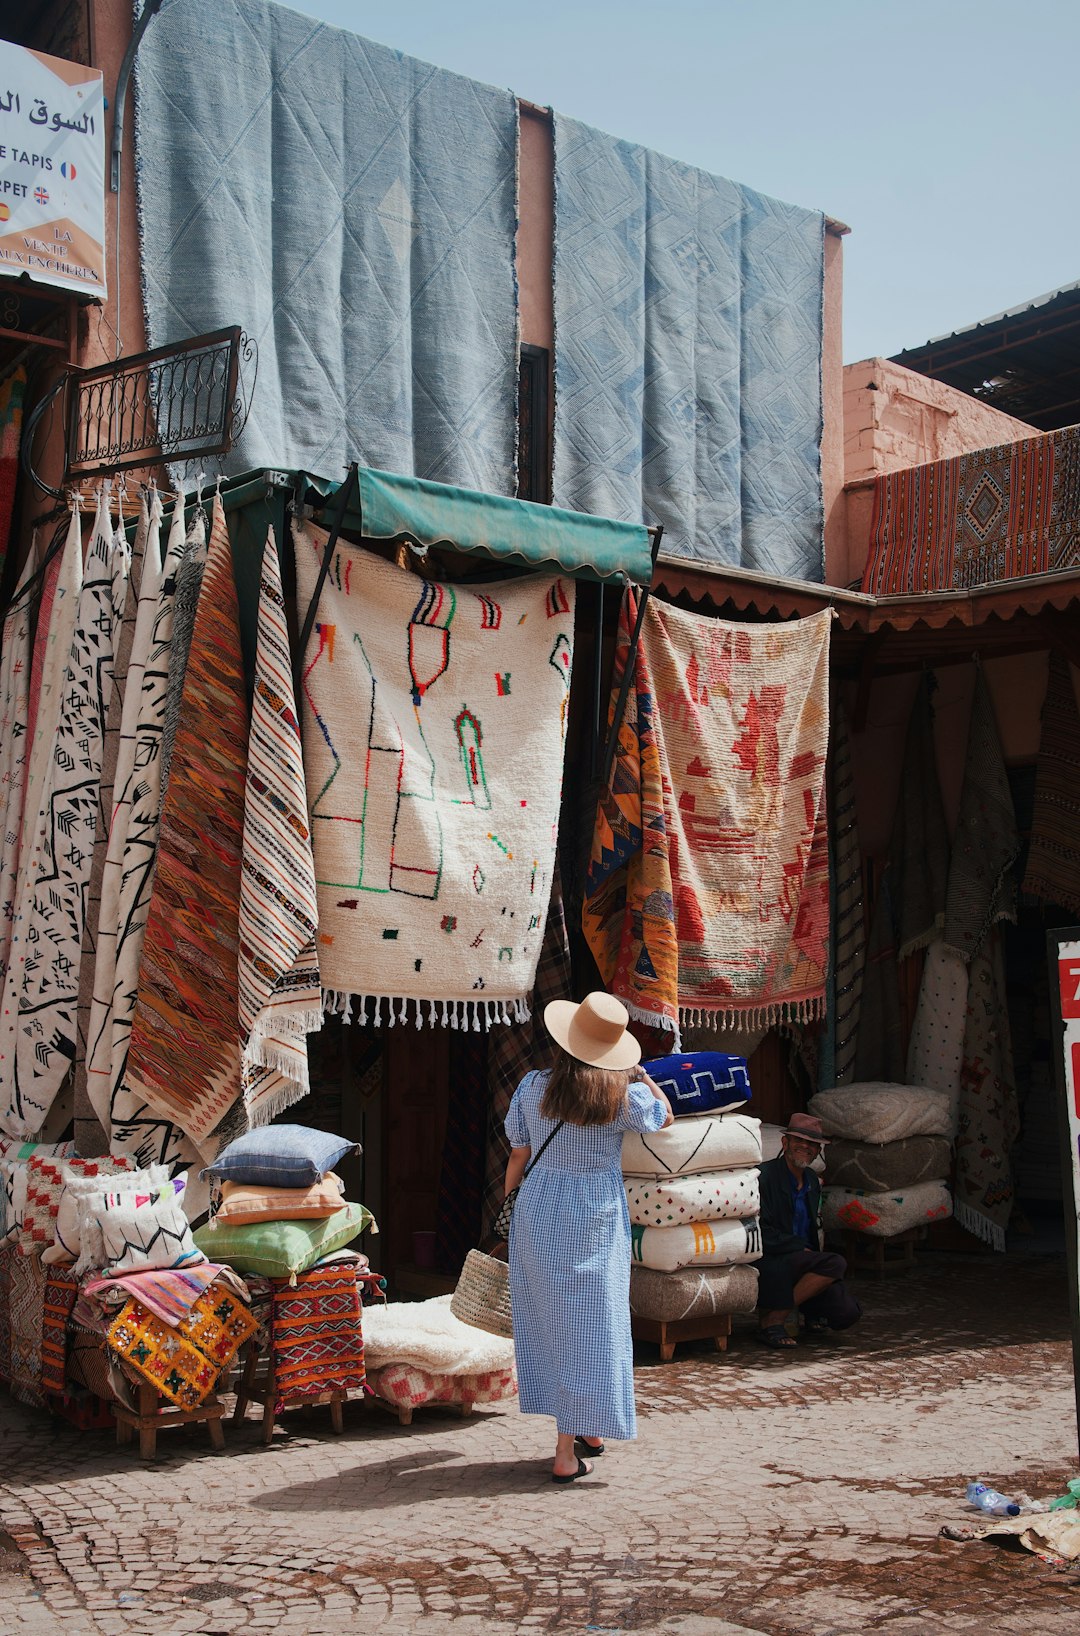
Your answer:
[632,1311,732,1363]
[842,1227,919,1277]
[233,1336,348,1444]
[113,1380,226,1460]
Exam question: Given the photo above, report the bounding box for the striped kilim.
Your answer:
[585,592,831,1039]
[7,492,129,1135]
[73,493,156,1134]
[238,528,321,1127]
[40,1267,79,1395]
[270,1261,365,1409]
[1023,653,1080,915]
[8,1247,47,1407]
[107,1280,257,1407]
[863,425,1080,593]
[828,701,863,1086]
[0,505,83,1137]
[126,495,249,1155]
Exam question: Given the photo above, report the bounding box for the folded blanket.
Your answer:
[361,1293,515,1376]
[641,1051,751,1117]
[809,1083,954,1143]
[630,1263,759,1323]
[625,1167,760,1227]
[821,1179,952,1237]
[824,1135,952,1193]
[630,1216,762,1273]
[622,1112,761,1177]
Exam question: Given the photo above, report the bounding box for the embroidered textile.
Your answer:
[135,1,518,490]
[295,523,575,1028]
[106,1282,256,1406]
[1023,654,1080,914]
[90,506,197,1172]
[8,494,128,1134]
[585,594,831,1037]
[943,671,1019,962]
[239,530,321,1126]
[827,701,864,1085]
[624,1166,761,1227]
[127,497,249,1152]
[552,115,824,577]
[629,1216,762,1273]
[0,507,83,1137]
[863,425,1080,594]
[40,1267,78,1393]
[956,933,1019,1250]
[0,549,37,986]
[821,1178,952,1237]
[270,1261,365,1407]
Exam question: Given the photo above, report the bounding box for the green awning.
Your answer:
[351,467,653,582]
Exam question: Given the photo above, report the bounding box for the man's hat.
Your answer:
[781,1112,829,1147]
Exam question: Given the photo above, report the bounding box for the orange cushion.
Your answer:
[214,1174,345,1224]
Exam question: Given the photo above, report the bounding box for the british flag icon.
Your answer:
[34,186,49,206]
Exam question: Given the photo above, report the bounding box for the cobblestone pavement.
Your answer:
[2,1249,1079,1636]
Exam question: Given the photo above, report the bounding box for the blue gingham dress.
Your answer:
[505,1069,667,1440]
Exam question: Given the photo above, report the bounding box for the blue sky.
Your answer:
[285,0,1080,364]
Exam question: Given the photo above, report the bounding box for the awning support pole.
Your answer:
[599,525,663,789]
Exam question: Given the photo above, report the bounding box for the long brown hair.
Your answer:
[539,1046,631,1127]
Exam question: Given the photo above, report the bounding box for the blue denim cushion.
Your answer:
[202,1125,360,1187]
[642,1052,752,1117]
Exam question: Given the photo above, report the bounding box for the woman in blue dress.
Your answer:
[503,991,673,1484]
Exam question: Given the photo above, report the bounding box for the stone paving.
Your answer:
[2,1248,1079,1635]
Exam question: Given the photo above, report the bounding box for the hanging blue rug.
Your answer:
[552,115,824,579]
[134,0,519,493]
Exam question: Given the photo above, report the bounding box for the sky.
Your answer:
[283,0,1080,364]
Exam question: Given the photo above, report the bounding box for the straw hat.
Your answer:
[543,992,642,1071]
[781,1112,829,1147]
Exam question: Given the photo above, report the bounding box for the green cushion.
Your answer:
[193,1201,374,1278]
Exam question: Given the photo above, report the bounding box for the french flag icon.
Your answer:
[61,160,77,180]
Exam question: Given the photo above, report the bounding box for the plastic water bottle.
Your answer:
[966,1480,1021,1517]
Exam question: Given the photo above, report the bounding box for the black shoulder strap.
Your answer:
[523,1119,565,1178]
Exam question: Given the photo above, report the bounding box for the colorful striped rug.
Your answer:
[238,529,321,1127]
[126,495,249,1155]
[270,1261,365,1409]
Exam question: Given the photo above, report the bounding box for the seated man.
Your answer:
[756,1112,861,1348]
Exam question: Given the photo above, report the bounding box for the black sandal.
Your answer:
[575,1437,605,1456]
[757,1324,796,1349]
[552,1456,593,1484]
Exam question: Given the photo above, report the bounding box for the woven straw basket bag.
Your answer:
[450,1248,513,1339]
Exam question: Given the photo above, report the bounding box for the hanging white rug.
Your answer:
[294,522,575,1029]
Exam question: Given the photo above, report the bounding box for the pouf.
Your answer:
[640,1051,751,1117]
[630,1262,759,1322]
[622,1112,761,1177]
[809,1083,954,1143]
[630,1216,762,1272]
[362,1293,515,1376]
[824,1135,952,1192]
[821,1179,952,1237]
[366,1362,516,1424]
[625,1166,760,1227]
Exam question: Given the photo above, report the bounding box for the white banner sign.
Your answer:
[0,41,106,297]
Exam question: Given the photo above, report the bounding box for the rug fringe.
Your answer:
[954,1197,1006,1253]
[321,989,531,1031]
[677,996,827,1034]
[247,1008,324,1043]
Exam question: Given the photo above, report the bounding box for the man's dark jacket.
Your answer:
[758,1152,822,1257]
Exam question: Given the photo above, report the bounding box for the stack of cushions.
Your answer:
[194,1124,375,1281]
[808,1082,954,1238]
[623,1055,763,1324]
[361,1293,517,1416]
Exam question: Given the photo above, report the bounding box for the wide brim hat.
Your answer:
[781,1112,829,1146]
[544,992,642,1072]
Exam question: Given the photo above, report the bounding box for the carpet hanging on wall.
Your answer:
[126,496,249,1156]
[584,591,831,1041]
[1022,652,1080,916]
[295,521,575,1030]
